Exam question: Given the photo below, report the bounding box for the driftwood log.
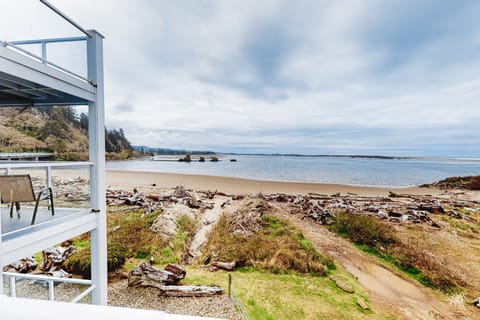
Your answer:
[128,262,185,288]
[164,263,186,279]
[330,276,354,293]
[44,269,71,278]
[159,285,223,297]
[40,246,76,272]
[357,297,370,310]
[212,261,236,271]
[5,257,38,273]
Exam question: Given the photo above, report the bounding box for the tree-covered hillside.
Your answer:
[0,106,134,160]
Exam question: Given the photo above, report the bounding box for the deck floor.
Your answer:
[1,205,90,238]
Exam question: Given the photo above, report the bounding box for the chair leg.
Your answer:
[15,202,21,219]
[9,201,14,218]
[32,197,41,225]
[48,187,55,216]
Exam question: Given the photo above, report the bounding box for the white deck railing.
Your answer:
[0,161,92,188]
[3,272,95,303]
[1,38,92,85]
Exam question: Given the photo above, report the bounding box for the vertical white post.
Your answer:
[87,29,107,306]
[41,41,47,64]
[9,276,15,297]
[48,280,55,301]
[46,166,52,188]
[0,191,3,296]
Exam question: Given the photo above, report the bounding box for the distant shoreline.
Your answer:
[144,152,480,163]
[217,153,480,162]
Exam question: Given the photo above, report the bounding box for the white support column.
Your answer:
[87,29,107,306]
[0,191,3,296]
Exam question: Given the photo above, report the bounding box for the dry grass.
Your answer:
[328,212,476,293]
[202,214,333,275]
[395,221,480,298]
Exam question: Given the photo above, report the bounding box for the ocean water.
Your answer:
[106,155,480,188]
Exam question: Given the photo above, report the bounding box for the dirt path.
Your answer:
[278,211,474,320]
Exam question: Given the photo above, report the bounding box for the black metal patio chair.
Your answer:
[0,174,55,225]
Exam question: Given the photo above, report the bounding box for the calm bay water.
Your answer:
[106,155,480,188]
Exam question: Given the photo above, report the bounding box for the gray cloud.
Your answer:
[114,102,135,113]
[1,0,479,157]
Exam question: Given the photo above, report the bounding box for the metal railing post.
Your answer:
[3,272,93,304]
[48,279,55,301]
[46,166,52,188]
[9,276,16,297]
[41,41,47,63]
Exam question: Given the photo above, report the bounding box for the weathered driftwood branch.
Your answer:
[212,261,236,271]
[5,257,38,273]
[164,263,186,280]
[158,285,223,297]
[128,262,185,288]
[40,246,76,272]
[329,276,354,293]
[44,269,72,278]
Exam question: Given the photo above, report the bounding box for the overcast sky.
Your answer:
[1,0,479,156]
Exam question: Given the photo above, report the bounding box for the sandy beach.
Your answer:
[106,170,441,197]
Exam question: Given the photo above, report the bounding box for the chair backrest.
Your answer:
[0,175,36,203]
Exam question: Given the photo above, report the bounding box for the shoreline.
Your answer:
[106,170,442,196]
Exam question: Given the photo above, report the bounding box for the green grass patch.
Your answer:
[186,267,396,320]
[34,252,43,264]
[73,239,90,248]
[65,243,127,278]
[107,207,166,259]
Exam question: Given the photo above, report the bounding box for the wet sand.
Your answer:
[106,170,441,196]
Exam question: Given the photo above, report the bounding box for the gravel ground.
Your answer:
[3,278,91,303]
[108,280,241,320]
[3,278,241,319]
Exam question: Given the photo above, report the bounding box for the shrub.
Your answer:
[65,249,90,277]
[107,243,128,271]
[329,213,396,247]
[466,176,480,190]
[65,243,127,278]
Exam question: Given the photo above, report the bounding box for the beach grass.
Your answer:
[185,267,396,320]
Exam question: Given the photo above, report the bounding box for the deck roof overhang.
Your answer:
[0,44,95,107]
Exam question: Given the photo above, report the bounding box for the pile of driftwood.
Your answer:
[4,245,76,278]
[51,176,90,203]
[107,186,215,213]
[4,257,38,273]
[128,262,223,297]
[261,191,479,228]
